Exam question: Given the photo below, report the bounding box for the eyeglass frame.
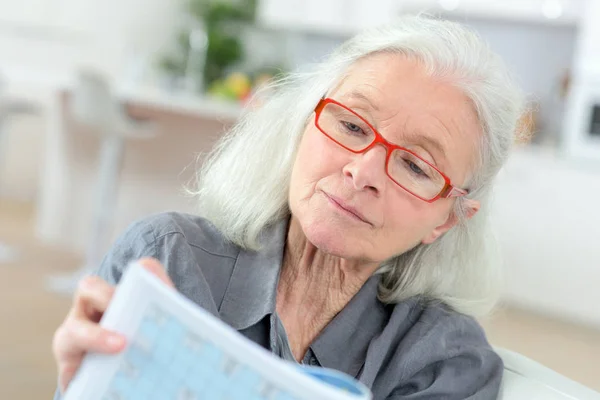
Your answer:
[313,97,469,203]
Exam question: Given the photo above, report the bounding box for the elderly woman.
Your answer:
[52,15,525,400]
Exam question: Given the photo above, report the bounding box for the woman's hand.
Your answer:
[51,257,174,394]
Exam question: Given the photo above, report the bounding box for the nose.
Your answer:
[342,143,388,195]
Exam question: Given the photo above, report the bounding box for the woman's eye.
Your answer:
[342,121,364,134]
[406,160,430,179]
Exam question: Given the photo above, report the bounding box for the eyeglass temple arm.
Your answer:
[443,186,468,198]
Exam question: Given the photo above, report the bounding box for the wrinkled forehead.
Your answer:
[327,53,483,185]
[331,53,474,116]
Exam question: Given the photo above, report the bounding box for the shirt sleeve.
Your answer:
[53,213,225,400]
[94,218,159,285]
[387,311,503,400]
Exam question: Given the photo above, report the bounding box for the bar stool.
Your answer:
[0,77,39,264]
[46,70,157,294]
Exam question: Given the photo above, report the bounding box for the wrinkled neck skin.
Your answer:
[276,216,380,361]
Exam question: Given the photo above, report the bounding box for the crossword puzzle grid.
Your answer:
[101,304,299,400]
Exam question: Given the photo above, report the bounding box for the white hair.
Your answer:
[192,15,526,317]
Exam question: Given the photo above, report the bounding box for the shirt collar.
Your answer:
[311,274,390,378]
[218,218,288,330]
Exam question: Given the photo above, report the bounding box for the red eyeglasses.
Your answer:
[314,97,468,203]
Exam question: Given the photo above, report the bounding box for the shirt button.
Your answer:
[309,356,319,366]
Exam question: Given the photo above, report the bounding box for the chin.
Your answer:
[301,217,361,258]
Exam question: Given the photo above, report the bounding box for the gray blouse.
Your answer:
[54,212,502,400]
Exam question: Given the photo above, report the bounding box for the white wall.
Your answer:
[458,19,575,105]
[561,0,600,162]
[446,17,576,144]
[0,0,182,76]
[493,146,600,329]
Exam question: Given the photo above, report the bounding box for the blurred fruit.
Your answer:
[224,72,252,99]
[207,72,254,102]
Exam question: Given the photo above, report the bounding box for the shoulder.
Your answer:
[96,212,244,315]
[97,212,241,301]
[393,300,499,368]
[126,211,240,259]
[379,300,503,398]
[409,301,492,351]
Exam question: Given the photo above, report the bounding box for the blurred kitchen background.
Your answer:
[0,0,599,397]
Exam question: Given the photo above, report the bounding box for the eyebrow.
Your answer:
[402,130,448,164]
[344,90,449,164]
[346,90,380,112]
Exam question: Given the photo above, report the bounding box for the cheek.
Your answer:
[289,127,344,203]
[379,191,441,250]
[299,126,342,170]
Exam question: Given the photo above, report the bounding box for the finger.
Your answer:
[70,276,115,320]
[53,318,126,388]
[58,362,79,394]
[54,318,126,361]
[137,257,175,288]
[53,319,126,392]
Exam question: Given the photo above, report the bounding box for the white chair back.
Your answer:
[497,348,600,400]
[71,70,115,133]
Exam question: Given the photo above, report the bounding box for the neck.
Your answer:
[275,216,379,360]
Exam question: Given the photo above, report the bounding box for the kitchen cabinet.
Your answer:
[400,0,583,26]
[257,0,584,36]
[257,0,397,36]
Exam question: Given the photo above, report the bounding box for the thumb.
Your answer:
[137,257,175,288]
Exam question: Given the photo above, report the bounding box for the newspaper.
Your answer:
[64,262,372,400]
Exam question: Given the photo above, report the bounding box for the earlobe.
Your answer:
[463,198,480,219]
[421,199,480,245]
[421,216,455,245]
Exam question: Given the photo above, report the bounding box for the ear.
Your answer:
[421,199,480,245]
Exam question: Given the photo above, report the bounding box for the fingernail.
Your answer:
[106,335,125,348]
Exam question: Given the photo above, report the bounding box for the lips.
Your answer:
[323,192,371,225]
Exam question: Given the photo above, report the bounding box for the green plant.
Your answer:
[158,0,257,91]
[188,0,256,23]
[158,31,192,78]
